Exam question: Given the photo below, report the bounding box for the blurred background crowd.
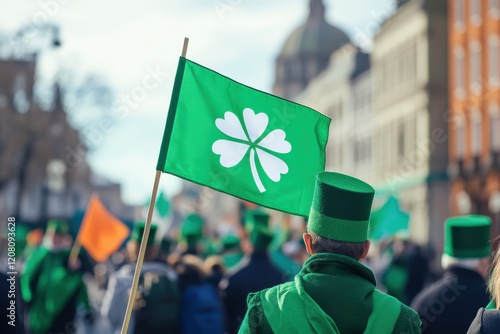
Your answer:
[0,0,499,333]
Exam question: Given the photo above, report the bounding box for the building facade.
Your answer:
[371,0,449,249]
[448,0,500,242]
[295,0,450,254]
[0,56,135,225]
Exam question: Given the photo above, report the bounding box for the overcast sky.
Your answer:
[1,0,393,204]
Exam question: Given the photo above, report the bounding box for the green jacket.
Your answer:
[21,247,89,334]
[239,253,421,334]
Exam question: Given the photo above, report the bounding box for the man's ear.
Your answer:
[303,233,314,255]
[359,240,371,260]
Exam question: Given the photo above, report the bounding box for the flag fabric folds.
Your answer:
[78,195,130,262]
[157,57,330,216]
[369,197,410,241]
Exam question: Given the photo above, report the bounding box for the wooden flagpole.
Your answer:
[120,37,189,334]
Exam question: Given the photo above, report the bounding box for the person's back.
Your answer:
[101,222,180,334]
[411,215,491,334]
[221,211,287,334]
[239,172,421,333]
[174,254,224,334]
[222,250,286,333]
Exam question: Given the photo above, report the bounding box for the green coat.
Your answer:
[239,253,421,334]
[21,247,90,334]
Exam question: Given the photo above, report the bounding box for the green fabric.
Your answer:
[21,247,85,334]
[444,215,491,258]
[308,208,369,242]
[46,219,69,234]
[155,191,171,217]
[364,290,402,333]
[382,263,409,303]
[308,172,374,242]
[222,252,244,269]
[241,253,409,334]
[486,300,496,310]
[181,214,204,237]
[369,197,410,241]
[244,253,408,333]
[261,275,340,334]
[156,57,330,217]
[131,222,158,246]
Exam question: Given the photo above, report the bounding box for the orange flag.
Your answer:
[78,195,130,262]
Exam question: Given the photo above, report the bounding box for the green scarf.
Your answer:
[21,247,84,334]
[486,300,497,310]
[260,253,401,333]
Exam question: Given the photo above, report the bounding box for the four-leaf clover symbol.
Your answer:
[212,108,292,193]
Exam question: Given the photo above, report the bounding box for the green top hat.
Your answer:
[249,225,274,251]
[47,219,69,235]
[444,215,491,259]
[244,210,270,229]
[131,222,158,246]
[181,214,204,237]
[307,172,374,243]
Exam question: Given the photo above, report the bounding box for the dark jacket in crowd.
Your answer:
[467,308,500,334]
[220,251,287,334]
[411,266,489,334]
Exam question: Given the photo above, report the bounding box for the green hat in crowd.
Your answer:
[222,234,241,251]
[307,172,375,243]
[244,210,270,229]
[444,215,491,259]
[249,225,274,251]
[181,214,204,237]
[131,222,158,246]
[46,219,69,235]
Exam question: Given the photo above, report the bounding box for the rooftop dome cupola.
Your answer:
[272,0,351,100]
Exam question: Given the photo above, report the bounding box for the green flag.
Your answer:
[155,191,171,217]
[157,57,330,216]
[369,197,410,241]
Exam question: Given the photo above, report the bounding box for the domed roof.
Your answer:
[279,0,350,58]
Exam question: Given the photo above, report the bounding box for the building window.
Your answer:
[490,35,500,86]
[470,41,482,93]
[455,0,465,28]
[471,112,482,156]
[491,0,500,18]
[397,122,405,158]
[491,104,500,152]
[471,0,482,24]
[454,47,465,96]
[456,117,466,158]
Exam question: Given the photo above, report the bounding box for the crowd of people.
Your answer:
[2,171,500,333]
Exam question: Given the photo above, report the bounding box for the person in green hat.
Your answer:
[21,219,93,334]
[411,215,491,334]
[239,172,421,334]
[221,234,244,269]
[179,214,204,256]
[221,210,286,334]
[101,221,180,334]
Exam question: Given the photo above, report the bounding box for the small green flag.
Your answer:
[157,57,330,216]
[155,191,170,217]
[369,197,410,241]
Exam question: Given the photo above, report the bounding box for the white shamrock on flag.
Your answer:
[212,108,292,193]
